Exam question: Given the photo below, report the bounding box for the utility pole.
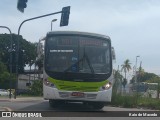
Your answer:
[135,56,140,84]
[135,55,140,105]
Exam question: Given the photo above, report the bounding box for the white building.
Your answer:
[18,70,43,90]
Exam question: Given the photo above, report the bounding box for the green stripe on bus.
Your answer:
[48,77,109,92]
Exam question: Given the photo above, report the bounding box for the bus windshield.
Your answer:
[45,35,111,74]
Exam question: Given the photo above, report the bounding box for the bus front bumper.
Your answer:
[43,85,112,103]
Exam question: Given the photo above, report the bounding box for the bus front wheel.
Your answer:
[49,99,57,107]
[83,102,105,109]
[91,102,105,109]
[49,99,66,108]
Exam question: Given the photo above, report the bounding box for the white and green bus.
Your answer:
[43,31,113,109]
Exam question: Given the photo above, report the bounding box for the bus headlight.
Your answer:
[100,82,112,91]
[44,78,56,88]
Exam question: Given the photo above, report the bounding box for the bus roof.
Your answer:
[47,31,110,40]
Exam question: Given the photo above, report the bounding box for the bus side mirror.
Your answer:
[112,47,116,61]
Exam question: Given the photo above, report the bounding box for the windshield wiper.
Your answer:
[84,52,95,74]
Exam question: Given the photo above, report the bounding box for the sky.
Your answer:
[0,0,160,77]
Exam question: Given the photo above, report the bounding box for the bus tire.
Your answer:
[49,99,65,108]
[91,102,104,109]
[49,99,59,108]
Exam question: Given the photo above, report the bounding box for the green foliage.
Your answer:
[111,93,137,108]
[35,55,44,71]
[121,59,132,74]
[138,72,158,82]
[122,78,127,88]
[111,92,160,109]
[0,61,8,72]
[30,80,43,96]
[130,72,159,83]
[138,97,160,109]
[113,70,123,94]
[121,59,131,88]
[0,34,37,73]
[146,76,160,83]
[0,61,16,89]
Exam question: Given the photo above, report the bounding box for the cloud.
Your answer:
[1,0,160,75]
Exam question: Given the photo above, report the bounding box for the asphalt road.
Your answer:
[0,99,153,111]
[0,97,159,120]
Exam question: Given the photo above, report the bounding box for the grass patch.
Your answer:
[138,97,160,109]
[111,93,137,108]
[111,92,160,110]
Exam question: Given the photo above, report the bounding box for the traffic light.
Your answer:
[17,0,28,13]
[60,6,70,27]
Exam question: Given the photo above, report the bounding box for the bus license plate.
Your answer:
[71,92,84,97]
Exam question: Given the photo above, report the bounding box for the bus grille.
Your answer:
[86,94,97,99]
[59,92,97,99]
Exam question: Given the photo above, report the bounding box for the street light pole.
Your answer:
[0,26,12,99]
[135,56,140,83]
[135,55,140,105]
[51,19,57,31]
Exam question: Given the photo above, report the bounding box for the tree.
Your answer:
[35,54,44,79]
[146,76,160,83]
[137,62,145,82]
[121,59,132,88]
[0,34,37,73]
[146,76,160,99]
[130,72,158,83]
[35,41,44,79]
[35,55,43,72]
[0,61,16,89]
[30,80,43,96]
[130,63,144,83]
[122,78,127,88]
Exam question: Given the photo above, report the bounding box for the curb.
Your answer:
[0,97,44,102]
[10,97,44,102]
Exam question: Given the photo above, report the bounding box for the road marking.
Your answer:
[1,107,12,111]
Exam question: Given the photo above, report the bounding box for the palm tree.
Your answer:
[121,59,132,88]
